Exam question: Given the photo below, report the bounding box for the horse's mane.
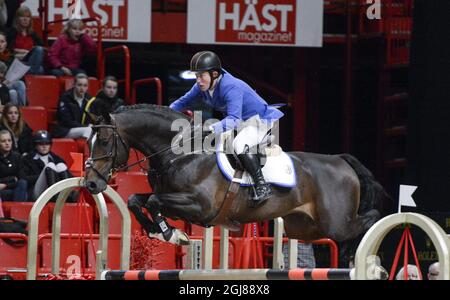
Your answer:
[114,104,190,121]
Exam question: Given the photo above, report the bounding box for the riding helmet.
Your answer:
[190,51,222,73]
[33,130,52,144]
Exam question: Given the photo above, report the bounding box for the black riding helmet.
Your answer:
[33,130,52,144]
[190,51,222,89]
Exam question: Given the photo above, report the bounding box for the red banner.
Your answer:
[47,0,129,40]
[215,0,297,45]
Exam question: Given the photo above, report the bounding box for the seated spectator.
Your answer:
[6,6,45,75]
[0,0,24,30]
[0,103,32,155]
[48,19,96,77]
[395,264,421,280]
[0,61,10,110]
[427,262,439,280]
[0,129,27,202]
[0,32,27,106]
[86,76,124,120]
[52,73,92,139]
[20,130,72,200]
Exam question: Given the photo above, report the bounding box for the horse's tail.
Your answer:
[339,154,389,215]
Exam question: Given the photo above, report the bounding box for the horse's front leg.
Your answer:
[144,194,190,246]
[127,194,159,234]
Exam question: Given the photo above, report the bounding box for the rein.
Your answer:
[86,123,206,183]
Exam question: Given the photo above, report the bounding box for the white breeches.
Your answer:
[33,162,68,199]
[66,127,92,139]
[232,115,274,154]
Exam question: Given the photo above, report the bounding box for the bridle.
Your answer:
[86,121,214,185]
[85,123,130,184]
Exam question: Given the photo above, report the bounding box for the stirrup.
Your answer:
[249,184,272,207]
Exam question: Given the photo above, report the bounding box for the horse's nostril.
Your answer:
[87,181,97,190]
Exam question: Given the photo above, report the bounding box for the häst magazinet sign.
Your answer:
[188,0,323,47]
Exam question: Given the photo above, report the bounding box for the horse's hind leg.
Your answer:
[127,193,158,234]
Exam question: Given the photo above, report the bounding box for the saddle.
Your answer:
[216,133,296,188]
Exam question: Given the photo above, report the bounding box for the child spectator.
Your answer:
[52,73,92,139]
[0,129,27,202]
[86,76,124,120]
[48,19,96,77]
[20,130,72,200]
[7,6,45,75]
[0,103,33,155]
[0,31,27,106]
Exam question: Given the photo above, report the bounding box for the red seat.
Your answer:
[7,202,50,233]
[115,171,152,203]
[25,75,60,109]
[86,238,121,270]
[21,106,48,131]
[47,203,95,234]
[52,138,79,164]
[0,238,27,271]
[40,236,86,274]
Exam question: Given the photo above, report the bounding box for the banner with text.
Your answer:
[24,0,151,42]
[187,0,323,47]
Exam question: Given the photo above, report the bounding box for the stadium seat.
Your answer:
[40,236,86,273]
[52,138,79,165]
[114,171,152,203]
[0,238,27,271]
[21,106,48,131]
[6,202,50,233]
[25,75,60,108]
[86,238,122,270]
[47,203,95,234]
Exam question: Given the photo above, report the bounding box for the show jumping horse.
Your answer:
[84,104,389,265]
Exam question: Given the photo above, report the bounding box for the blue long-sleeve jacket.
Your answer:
[170,70,284,132]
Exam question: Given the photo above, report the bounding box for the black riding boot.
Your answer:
[237,153,273,206]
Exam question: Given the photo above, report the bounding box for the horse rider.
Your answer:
[170,51,284,206]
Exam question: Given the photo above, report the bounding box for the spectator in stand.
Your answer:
[6,6,45,75]
[0,103,33,155]
[0,31,28,106]
[48,19,96,77]
[85,76,124,121]
[0,0,24,30]
[395,264,421,280]
[20,130,72,201]
[0,61,10,111]
[52,73,92,139]
[427,262,439,280]
[0,129,27,202]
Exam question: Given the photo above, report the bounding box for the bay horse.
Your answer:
[84,104,388,265]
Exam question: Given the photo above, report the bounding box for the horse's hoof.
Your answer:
[148,229,190,246]
[169,229,190,246]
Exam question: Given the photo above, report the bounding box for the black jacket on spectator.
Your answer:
[52,88,92,138]
[0,83,10,105]
[20,151,66,186]
[0,151,23,189]
[88,91,124,119]
[0,123,34,155]
[6,27,43,51]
